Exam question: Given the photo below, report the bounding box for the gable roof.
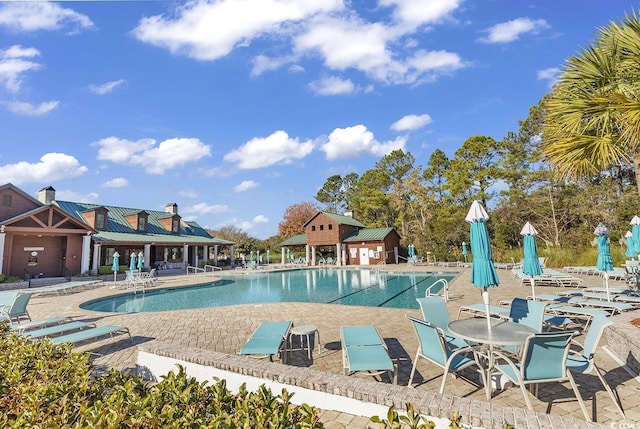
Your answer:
[303,211,366,228]
[343,227,397,242]
[55,200,232,245]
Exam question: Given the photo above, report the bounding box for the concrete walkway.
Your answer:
[19,265,640,427]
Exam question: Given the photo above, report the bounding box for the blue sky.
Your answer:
[0,0,635,239]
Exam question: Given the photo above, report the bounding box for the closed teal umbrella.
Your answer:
[595,223,614,301]
[249,251,254,263]
[461,242,468,263]
[466,200,499,330]
[632,216,640,257]
[111,251,120,282]
[129,252,137,271]
[626,231,636,259]
[521,222,543,299]
[266,249,270,264]
[137,251,144,271]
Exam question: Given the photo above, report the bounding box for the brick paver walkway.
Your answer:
[20,265,640,427]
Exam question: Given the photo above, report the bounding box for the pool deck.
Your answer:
[19,265,640,428]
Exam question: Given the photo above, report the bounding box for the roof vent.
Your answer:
[165,203,178,215]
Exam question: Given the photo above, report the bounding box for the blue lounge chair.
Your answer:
[20,321,95,340]
[50,325,131,345]
[10,316,73,334]
[492,330,590,421]
[406,315,483,392]
[239,320,292,363]
[341,325,396,384]
[0,292,32,323]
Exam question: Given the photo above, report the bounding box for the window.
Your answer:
[96,213,105,230]
[2,194,11,207]
[139,217,146,231]
[311,226,316,231]
[328,224,333,230]
[172,219,179,232]
[320,225,324,231]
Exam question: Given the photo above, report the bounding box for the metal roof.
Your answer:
[343,227,396,242]
[280,234,307,246]
[304,211,366,228]
[55,200,233,245]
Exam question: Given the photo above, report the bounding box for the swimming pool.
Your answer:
[82,268,458,313]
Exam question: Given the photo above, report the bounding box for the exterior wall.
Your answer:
[0,187,40,222]
[305,213,342,245]
[11,235,66,278]
[344,233,400,265]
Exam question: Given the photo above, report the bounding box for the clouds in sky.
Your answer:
[5,100,58,116]
[0,1,93,33]
[101,177,129,188]
[478,17,550,43]
[93,137,212,174]
[132,0,467,86]
[234,180,259,193]
[89,79,125,95]
[0,153,88,185]
[391,114,433,131]
[321,125,407,160]
[224,131,314,169]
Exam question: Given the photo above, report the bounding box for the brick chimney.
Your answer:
[38,186,56,205]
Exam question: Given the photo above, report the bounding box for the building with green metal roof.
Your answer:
[279,211,400,266]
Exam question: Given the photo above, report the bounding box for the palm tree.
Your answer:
[542,10,640,194]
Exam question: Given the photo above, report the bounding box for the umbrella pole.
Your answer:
[604,272,611,302]
[482,288,492,331]
[113,271,116,283]
[530,277,535,300]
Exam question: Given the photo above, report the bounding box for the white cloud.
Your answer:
[101,177,128,188]
[92,136,212,174]
[0,45,41,93]
[308,76,356,95]
[379,0,461,28]
[5,100,59,116]
[478,18,549,44]
[133,0,468,86]
[178,189,199,198]
[0,2,93,33]
[391,113,432,131]
[182,202,230,215]
[233,180,259,193]
[133,0,342,61]
[252,214,269,224]
[537,67,560,87]
[89,79,125,95]
[320,125,407,160]
[56,190,100,203]
[0,153,88,185]
[224,130,314,169]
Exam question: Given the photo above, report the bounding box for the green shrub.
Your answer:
[0,274,4,283]
[0,325,323,428]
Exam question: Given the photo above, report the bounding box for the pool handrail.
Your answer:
[425,278,449,302]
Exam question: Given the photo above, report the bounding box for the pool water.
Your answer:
[82,268,458,313]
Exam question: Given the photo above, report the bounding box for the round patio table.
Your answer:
[448,318,537,399]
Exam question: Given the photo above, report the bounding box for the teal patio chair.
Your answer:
[406,315,484,392]
[416,296,468,349]
[566,314,626,419]
[239,321,292,363]
[341,325,396,384]
[0,292,32,324]
[492,330,590,421]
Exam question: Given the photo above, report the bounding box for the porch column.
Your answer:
[213,245,219,264]
[305,245,310,266]
[281,247,285,265]
[394,246,398,264]
[81,231,92,274]
[311,246,316,265]
[335,243,342,266]
[229,245,234,266]
[183,244,189,267]
[92,243,101,273]
[0,226,5,275]
[144,244,151,269]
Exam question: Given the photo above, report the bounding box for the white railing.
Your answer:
[203,264,222,273]
[425,278,449,302]
[186,266,204,275]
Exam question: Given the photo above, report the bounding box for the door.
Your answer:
[359,248,370,265]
